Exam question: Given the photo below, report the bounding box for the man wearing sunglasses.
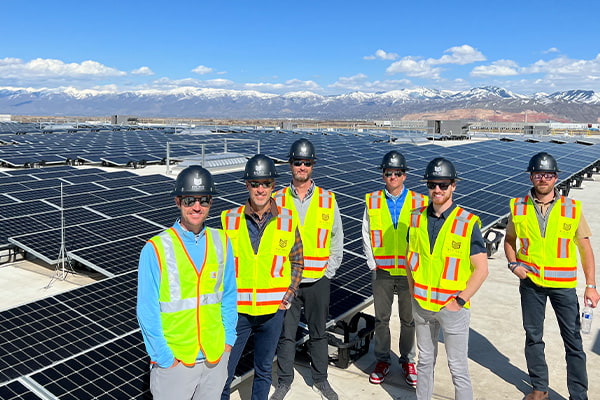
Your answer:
[221,154,304,400]
[271,139,343,400]
[362,150,427,387]
[137,166,238,400]
[406,157,488,400]
[504,152,598,400]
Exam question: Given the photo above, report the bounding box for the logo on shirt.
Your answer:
[563,223,572,231]
[322,213,329,221]
[452,241,461,249]
[279,239,288,248]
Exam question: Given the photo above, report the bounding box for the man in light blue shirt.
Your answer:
[137,166,237,400]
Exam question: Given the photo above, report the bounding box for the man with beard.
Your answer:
[137,166,238,400]
[504,152,599,400]
[406,157,488,400]
[362,150,427,387]
[221,154,304,400]
[271,139,344,400]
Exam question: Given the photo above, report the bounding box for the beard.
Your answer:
[292,171,311,183]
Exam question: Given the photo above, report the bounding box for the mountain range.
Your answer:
[1,86,599,122]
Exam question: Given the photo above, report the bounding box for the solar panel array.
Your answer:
[1,127,599,399]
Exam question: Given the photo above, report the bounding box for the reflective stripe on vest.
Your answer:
[510,196,580,288]
[221,205,296,315]
[408,206,479,312]
[367,191,428,276]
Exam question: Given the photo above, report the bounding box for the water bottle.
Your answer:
[581,300,593,334]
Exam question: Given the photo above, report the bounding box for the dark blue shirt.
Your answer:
[426,203,486,255]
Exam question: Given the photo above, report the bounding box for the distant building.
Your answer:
[426,119,470,137]
[0,114,11,122]
[110,115,138,125]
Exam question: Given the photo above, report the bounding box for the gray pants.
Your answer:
[412,299,472,400]
[373,270,416,363]
[150,352,230,400]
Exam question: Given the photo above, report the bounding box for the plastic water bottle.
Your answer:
[581,300,593,334]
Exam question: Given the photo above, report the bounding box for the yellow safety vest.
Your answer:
[221,205,296,315]
[510,195,581,288]
[150,227,226,365]
[366,190,428,276]
[273,186,335,280]
[408,206,480,312]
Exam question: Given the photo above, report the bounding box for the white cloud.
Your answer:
[543,47,560,54]
[432,45,486,65]
[0,57,126,79]
[131,66,154,75]
[329,73,411,92]
[150,77,235,89]
[471,60,519,77]
[386,57,442,79]
[364,49,399,60]
[192,65,214,75]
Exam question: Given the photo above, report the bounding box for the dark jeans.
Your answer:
[221,310,285,400]
[276,277,330,386]
[520,278,588,400]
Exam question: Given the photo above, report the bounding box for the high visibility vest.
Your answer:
[221,205,296,315]
[408,206,480,312]
[366,190,428,276]
[510,195,581,288]
[273,186,335,280]
[149,227,226,365]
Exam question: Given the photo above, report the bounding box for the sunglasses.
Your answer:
[292,160,313,167]
[248,181,274,188]
[180,196,212,207]
[384,171,404,178]
[426,182,452,190]
[532,173,557,181]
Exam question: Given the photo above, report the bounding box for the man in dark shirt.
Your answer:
[406,157,488,400]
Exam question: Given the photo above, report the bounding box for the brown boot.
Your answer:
[524,390,549,400]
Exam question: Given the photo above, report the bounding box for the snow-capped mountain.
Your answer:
[0,86,599,121]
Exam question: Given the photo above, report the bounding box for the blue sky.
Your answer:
[1,0,599,95]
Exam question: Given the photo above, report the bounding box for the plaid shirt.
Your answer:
[244,198,304,305]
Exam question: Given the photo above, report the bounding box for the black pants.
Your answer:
[276,277,330,385]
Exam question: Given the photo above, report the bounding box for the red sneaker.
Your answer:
[402,362,417,387]
[369,361,390,384]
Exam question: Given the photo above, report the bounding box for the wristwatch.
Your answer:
[455,295,466,307]
[281,300,292,310]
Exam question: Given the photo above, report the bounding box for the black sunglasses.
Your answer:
[248,181,274,188]
[532,173,557,181]
[426,182,452,190]
[180,196,212,207]
[384,171,404,177]
[292,160,313,167]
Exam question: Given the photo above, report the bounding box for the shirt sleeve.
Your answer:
[325,198,344,279]
[221,239,238,347]
[576,211,592,239]
[136,242,175,368]
[283,226,304,304]
[362,207,377,271]
[470,223,487,256]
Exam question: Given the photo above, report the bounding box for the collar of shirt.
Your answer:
[530,188,559,205]
[289,180,315,200]
[427,202,457,219]
[174,219,206,242]
[384,186,407,202]
[244,197,279,223]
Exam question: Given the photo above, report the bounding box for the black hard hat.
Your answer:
[423,157,458,180]
[288,138,316,161]
[242,154,279,180]
[380,150,409,170]
[171,165,217,196]
[526,152,560,173]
